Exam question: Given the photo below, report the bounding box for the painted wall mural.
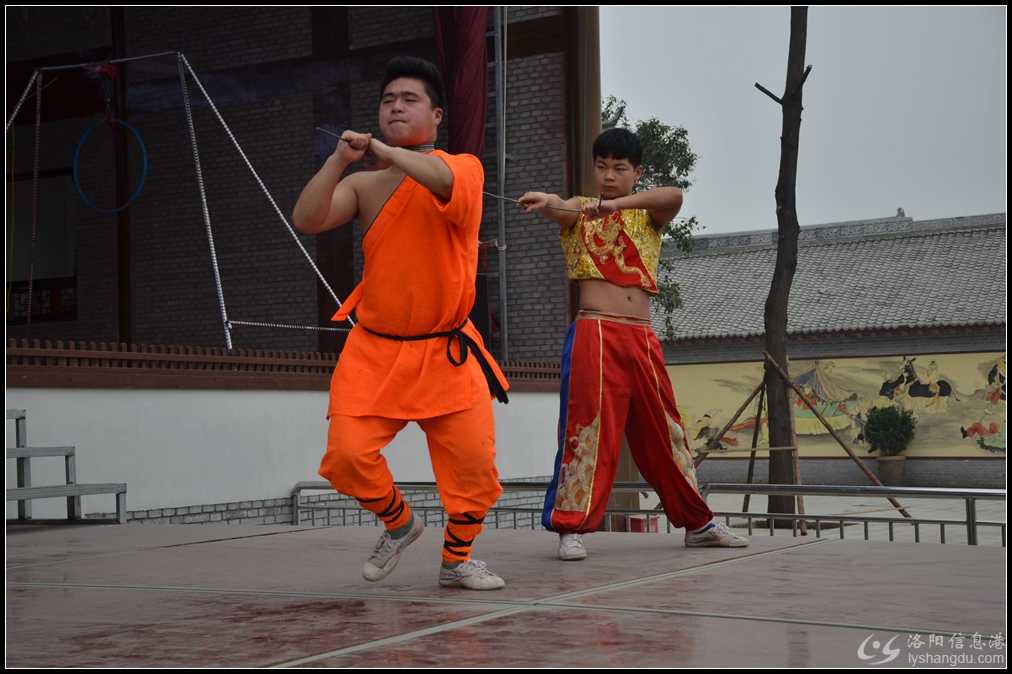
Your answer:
[669,352,1006,458]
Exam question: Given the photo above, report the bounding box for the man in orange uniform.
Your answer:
[293,57,508,590]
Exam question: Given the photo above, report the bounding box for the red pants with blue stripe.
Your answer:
[542,317,713,533]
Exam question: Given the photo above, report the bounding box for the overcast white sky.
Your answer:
[600,6,1006,234]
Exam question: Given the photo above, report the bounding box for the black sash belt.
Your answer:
[362,321,509,404]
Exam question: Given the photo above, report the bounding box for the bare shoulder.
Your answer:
[340,169,368,191]
[341,167,395,199]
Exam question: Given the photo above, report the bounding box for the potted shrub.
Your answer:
[864,405,917,485]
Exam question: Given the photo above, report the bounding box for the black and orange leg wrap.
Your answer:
[358,486,413,532]
[442,511,485,564]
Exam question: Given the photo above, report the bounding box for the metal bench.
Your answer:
[6,409,128,524]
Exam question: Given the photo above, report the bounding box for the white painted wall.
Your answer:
[5,388,560,519]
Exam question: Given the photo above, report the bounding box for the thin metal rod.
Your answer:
[494,6,510,362]
[39,50,180,73]
[695,382,765,467]
[966,497,978,546]
[743,384,766,512]
[483,191,582,213]
[764,351,911,518]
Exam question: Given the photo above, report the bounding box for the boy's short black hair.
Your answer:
[593,127,642,166]
[380,56,445,109]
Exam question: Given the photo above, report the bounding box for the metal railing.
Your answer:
[702,484,1005,547]
[291,481,1006,547]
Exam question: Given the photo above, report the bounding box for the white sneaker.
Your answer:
[438,559,506,590]
[362,515,424,582]
[558,533,587,561]
[684,520,750,548]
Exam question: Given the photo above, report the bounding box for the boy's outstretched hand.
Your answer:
[517,191,552,214]
[580,199,618,220]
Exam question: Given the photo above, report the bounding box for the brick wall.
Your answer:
[500,53,571,359]
[7,7,572,359]
[506,6,563,23]
[6,7,111,61]
[348,7,434,49]
[125,7,312,77]
[7,110,119,343]
[128,94,318,350]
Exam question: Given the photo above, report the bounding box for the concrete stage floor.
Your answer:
[6,523,1007,667]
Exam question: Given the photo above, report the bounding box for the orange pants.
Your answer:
[318,399,502,564]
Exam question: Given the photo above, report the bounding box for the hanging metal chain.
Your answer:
[178,54,233,349]
[229,319,350,333]
[4,69,38,135]
[178,53,353,329]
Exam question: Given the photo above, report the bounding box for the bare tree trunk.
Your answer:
[764,7,809,522]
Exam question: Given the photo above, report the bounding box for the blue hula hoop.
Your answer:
[72,118,149,214]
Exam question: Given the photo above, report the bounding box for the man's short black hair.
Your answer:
[380,56,445,109]
[593,127,642,166]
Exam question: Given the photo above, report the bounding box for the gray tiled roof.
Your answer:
[653,212,1006,340]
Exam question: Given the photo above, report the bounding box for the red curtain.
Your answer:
[434,7,489,156]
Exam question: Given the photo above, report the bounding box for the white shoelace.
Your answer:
[712,522,744,540]
[457,560,495,578]
[371,532,396,558]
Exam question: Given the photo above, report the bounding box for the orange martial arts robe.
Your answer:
[317,150,509,564]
